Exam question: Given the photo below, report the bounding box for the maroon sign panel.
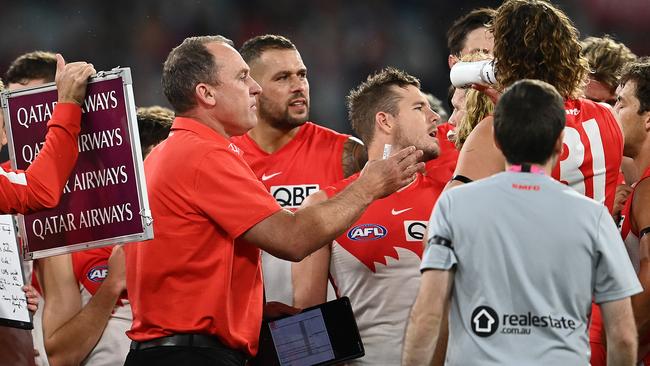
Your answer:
[3,70,152,258]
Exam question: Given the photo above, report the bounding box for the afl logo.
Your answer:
[347,224,388,241]
[87,265,108,283]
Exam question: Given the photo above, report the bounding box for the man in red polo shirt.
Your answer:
[123,35,423,366]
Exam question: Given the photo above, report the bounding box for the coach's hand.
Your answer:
[358,146,424,200]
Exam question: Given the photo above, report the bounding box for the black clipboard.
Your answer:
[254,297,364,366]
[0,215,33,330]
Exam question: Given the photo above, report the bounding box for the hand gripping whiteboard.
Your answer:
[0,68,153,259]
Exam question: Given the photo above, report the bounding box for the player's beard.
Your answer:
[257,93,309,131]
[394,125,439,163]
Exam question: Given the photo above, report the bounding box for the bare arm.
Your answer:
[41,246,126,366]
[601,297,638,366]
[292,191,332,308]
[242,147,424,261]
[402,269,454,366]
[342,137,368,178]
[445,116,504,191]
[631,179,650,337]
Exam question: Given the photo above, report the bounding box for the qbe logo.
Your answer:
[87,265,108,283]
[347,224,388,241]
[270,184,319,209]
[471,306,499,337]
[403,221,427,242]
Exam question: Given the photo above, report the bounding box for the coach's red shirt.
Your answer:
[125,117,281,356]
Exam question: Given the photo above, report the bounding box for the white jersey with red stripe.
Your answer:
[556,99,623,363]
[324,173,442,365]
[72,247,131,365]
[231,122,350,304]
[552,98,623,213]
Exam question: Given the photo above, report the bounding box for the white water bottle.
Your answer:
[450,59,496,88]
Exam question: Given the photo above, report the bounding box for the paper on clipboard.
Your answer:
[0,214,32,329]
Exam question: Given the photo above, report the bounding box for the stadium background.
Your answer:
[1,0,648,136]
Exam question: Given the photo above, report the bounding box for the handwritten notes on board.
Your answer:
[0,215,30,327]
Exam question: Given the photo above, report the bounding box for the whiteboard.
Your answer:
[0,215,32,329]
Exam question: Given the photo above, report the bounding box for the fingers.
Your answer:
[22,285,39,313]
[397,148,423,169]
[56,53,65,74]
[390,146,417,162]
[471,83,501,104]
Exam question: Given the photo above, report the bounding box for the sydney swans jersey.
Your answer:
[422,172,640,365]
[425,122,458,186]
[232,122,349,304]
[620,167,650,364]
[71,246,131,366]
[552,99,622,212]
[620,167,650,273]
[325,173,442,365]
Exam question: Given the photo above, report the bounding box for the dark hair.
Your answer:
[447,8,496,56]
[136,106,174,154]
[620,60,650,115]
[582,35,636,92]
[494,79,566,165]
[239,34,296,64]
[492,0,588,99]
[347,67,420,145]
[5,51,57,84]
[162,35,233,113]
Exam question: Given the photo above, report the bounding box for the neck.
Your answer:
[178,109,229,138]
[366,137,401,161]
[505,160,554,175]
[247,120,302,153]
[631,140,650,178]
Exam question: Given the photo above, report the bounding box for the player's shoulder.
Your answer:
[304,122,350,140]
[566,98,615,120]
[324,173,360,197]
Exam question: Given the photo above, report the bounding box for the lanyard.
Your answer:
[507,164,545,175]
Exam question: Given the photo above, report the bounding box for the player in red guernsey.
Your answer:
[232,35,367,305]
[449,1,622,208]
[426,8,495,185]
[446,3,623,366]
[614,61,650,365]
[293,67,441,365]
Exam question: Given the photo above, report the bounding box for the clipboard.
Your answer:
[0,214,32,329]
[254,297,364,366]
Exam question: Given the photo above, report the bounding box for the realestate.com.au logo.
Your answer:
[470,305,578,337]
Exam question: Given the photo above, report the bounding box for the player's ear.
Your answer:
[552,130,565,158]
[491,122,503,154]
[375,111,393,135]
